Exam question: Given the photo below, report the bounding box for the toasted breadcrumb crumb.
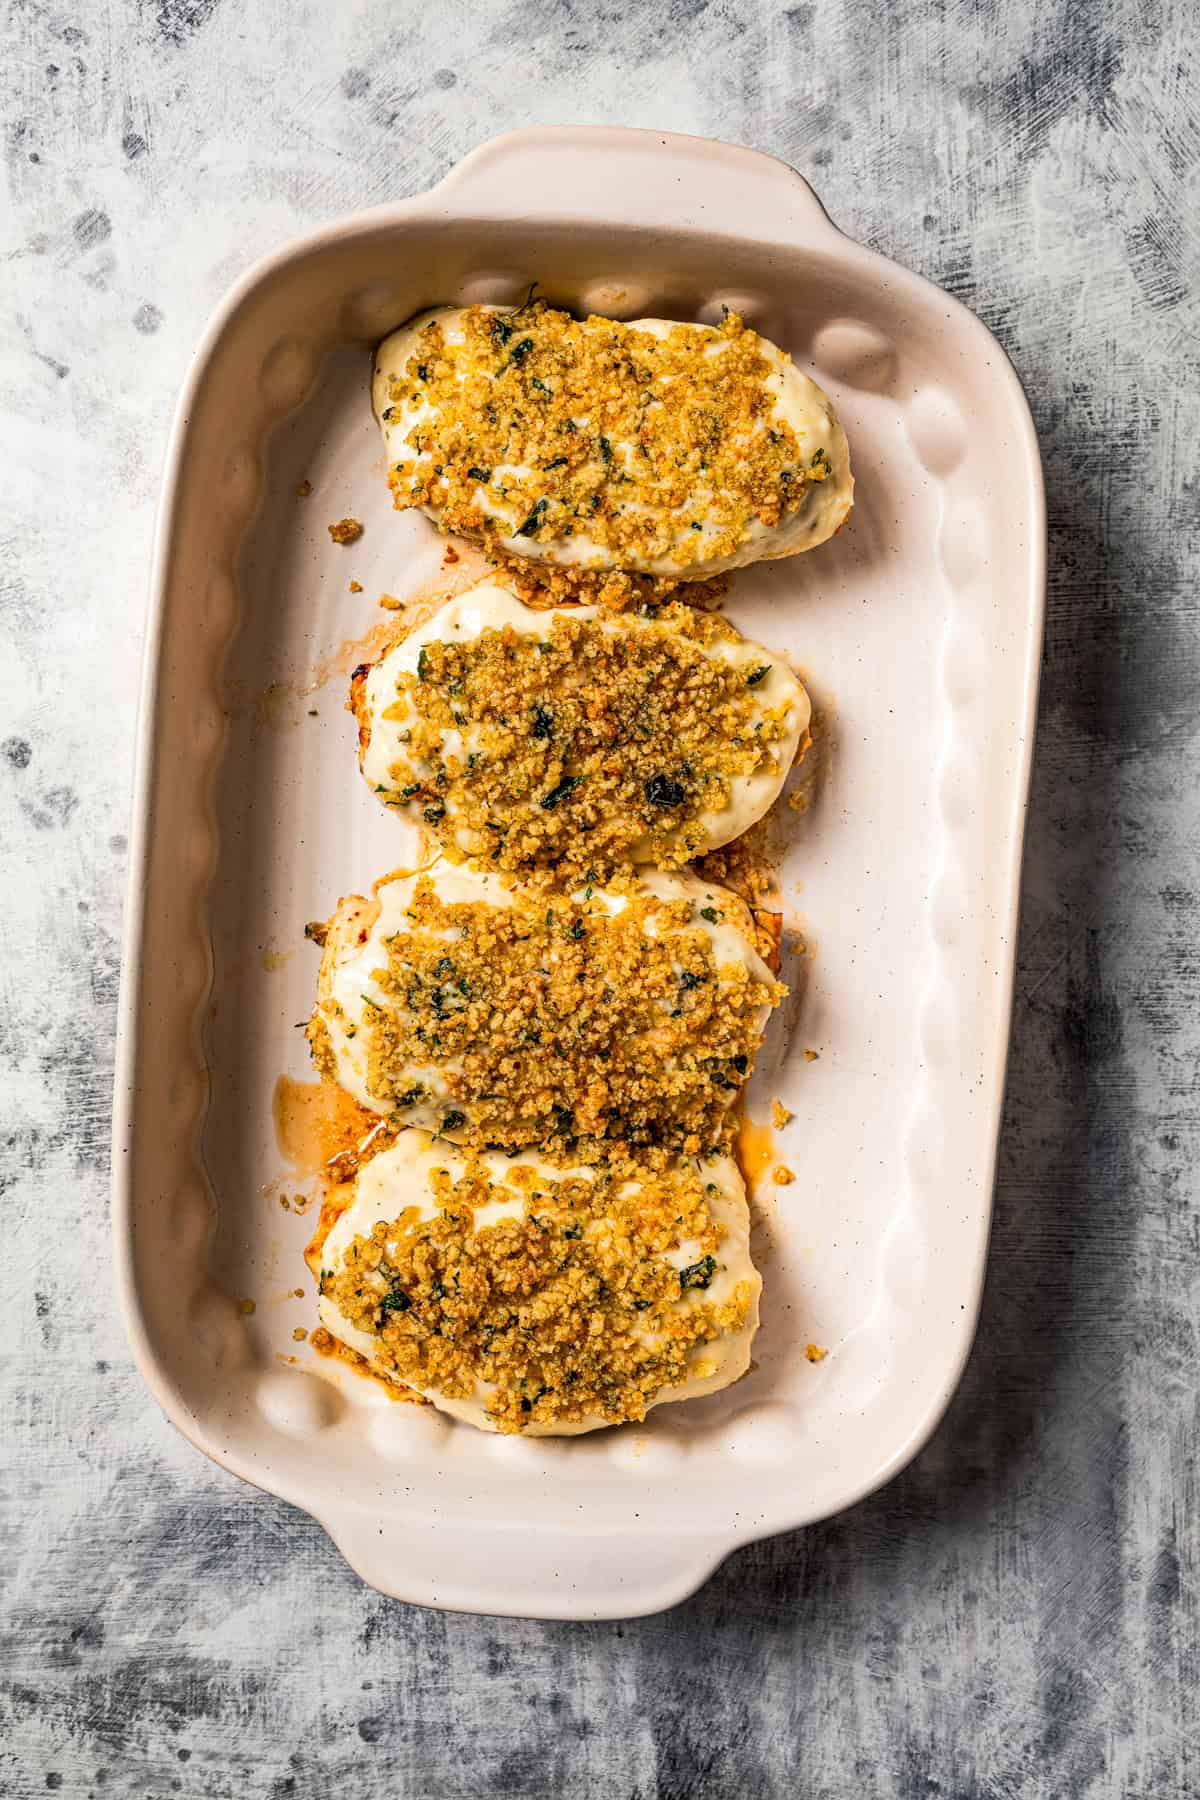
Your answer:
[238,1298,256,1316]
[328,517,363,545]
[805,1343,827,1363]
[803,1048,820,1062]
[771,1099,792,1130]
[297,479,312,498]
[379,594,405,611]
[349,579,363,593]
[772,1165,795,1186]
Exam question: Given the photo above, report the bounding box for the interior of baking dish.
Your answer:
[114,128,1044,1619]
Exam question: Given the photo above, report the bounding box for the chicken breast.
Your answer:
[353,579,811,874]
[373,300,852,578]
[315,1130,760,1435]
[307,857,783,1158]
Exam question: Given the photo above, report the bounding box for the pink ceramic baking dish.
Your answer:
[113,126,1044,1620]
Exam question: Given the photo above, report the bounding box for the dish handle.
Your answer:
[321,1505,731,1620]
[430,124,840,249]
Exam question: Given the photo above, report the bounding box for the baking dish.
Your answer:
[113,126,1045,1620]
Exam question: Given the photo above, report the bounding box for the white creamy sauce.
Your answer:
[359,581,811,858]
[373,304,853,577]
[316,1132,760,1435]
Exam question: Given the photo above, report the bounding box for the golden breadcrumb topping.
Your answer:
[496,560,729,614]
[328,517,363,544]
[366,602,794,876]
[309,875,784,1162]
[320,1154,753,1431]
[383,302,831,568]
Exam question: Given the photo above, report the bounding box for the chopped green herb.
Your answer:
[417,646,430,679]
[645,773,686,809]
[746,665,771,687]
[543,455,568,470]
[531,704,554,740]
[516,497,549,536]
[467,465,491,483]
[598,435,613,464]
[679,1255,717,1291]
[380,1287,412,1315]
[699,906,722,924]
[441,1110,466,1132]
[541,774,582,809]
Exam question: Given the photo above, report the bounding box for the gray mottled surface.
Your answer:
[2,1,1198,1794]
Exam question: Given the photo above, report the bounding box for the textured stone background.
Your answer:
[2,1,1198,1794]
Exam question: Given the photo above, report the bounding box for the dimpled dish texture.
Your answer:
[373,302,853,578]
[313,1131,760,1436]
[307,856,782,1156]
[353,578,811,872]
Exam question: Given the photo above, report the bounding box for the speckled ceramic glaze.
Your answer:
[113,126,1045,1620]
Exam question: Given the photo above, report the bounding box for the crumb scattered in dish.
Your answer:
[349,579,363,593]
[771,1099,792,1130]
[804,1048,820,1062]
[328,517,363,544]
[805,1343,827,1363]
[772,1165,795,1186]
[297,479,312,497]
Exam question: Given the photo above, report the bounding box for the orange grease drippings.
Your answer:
[272,1073,376,1177]
[736,1115,776,1188]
